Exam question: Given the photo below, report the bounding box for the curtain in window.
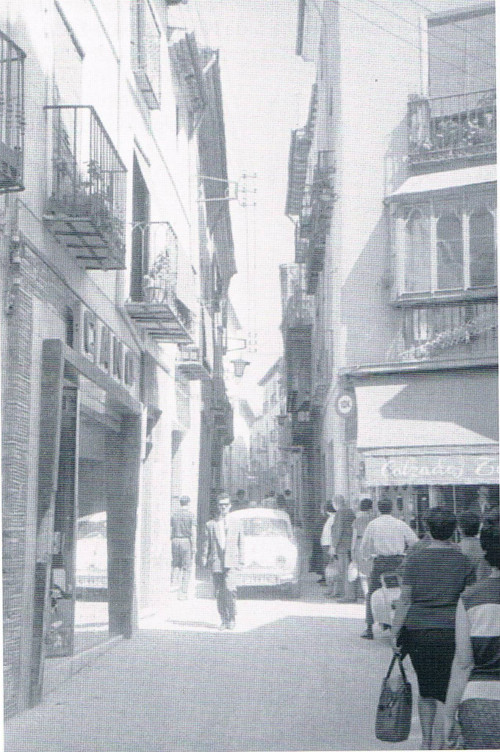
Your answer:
[469,209,496,288]
[404,210,431,292]
[436,212,463,290]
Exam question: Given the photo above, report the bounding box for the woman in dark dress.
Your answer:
[391,507,475,749]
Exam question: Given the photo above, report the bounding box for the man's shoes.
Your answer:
[218,621,227,631]
[226,620,236,630]
[381,623,391,631]
[317,577,326,584]
[361,628,374,640]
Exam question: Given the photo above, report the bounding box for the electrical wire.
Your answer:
[307,0,494,86]
[356,0,496,71]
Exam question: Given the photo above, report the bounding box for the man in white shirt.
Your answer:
[359,497,417,639]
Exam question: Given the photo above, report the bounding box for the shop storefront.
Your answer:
[354,369,499,532]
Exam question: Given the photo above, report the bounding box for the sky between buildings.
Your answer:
[185,0,316,399]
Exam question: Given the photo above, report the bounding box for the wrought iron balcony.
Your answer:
[131,0,161,109]
[177,344,211,380]
[212,397,234,445]
[0,31,25,193]
[408,89,496,169]
[125,222,195,342]
[285,127,312,217]
[306,153,336,294]
[280,263,314,330]
[44,106,126,269]
[386,299,497,364]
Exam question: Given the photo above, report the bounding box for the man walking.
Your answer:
[202,494,245,630]
[359,497,417,639]
[328,495,356,601]
[170,495,197,600]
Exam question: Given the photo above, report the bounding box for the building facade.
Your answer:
[1,0,234,716]
[284,0,497,528]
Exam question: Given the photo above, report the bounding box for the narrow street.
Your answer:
[5,575,421,752]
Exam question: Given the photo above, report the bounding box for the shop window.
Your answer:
[404,209,431,293]
[436,212,463,290]
[469,209,496,288]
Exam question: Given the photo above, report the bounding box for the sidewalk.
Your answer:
[5,575,422,751]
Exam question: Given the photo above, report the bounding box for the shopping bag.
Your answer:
[375,653,412,743]
[347,561,358,582]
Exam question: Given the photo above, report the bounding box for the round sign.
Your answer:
[335,392,354,417]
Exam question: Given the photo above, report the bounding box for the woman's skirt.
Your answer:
[399,627,455,703]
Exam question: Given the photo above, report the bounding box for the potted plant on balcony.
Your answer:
[143,253,172,304]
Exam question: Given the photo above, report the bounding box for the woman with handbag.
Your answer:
[444,517,500,749]
[391,507,476,749]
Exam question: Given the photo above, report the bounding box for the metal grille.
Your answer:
[131,0,161,109]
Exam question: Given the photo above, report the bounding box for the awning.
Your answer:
[355,371,498,485]
[387,163,496,201]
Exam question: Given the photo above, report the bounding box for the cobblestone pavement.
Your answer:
[5,574,422,751]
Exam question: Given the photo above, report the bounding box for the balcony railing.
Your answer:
[386,299,497,364]
[0,31,25,193]
[285,127,312,217]
[125,222,195,343]
[131,0,161,109]
[177,344,211,380]
[44,105,126,269]
[408,89,496,168]
[306,152,336,293]
[284,290,315,329]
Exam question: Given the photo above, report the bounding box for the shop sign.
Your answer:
[363,453,499,486]
[77,303,138,390]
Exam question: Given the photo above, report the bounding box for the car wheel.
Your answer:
[284,582,301,599]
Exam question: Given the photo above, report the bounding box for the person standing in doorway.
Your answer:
[170,495,197,600]
[202,494,245,630]
[329,495,356,602]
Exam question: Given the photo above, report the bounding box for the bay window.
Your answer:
[396,192,496,297]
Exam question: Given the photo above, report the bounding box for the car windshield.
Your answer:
[242,518,290,537]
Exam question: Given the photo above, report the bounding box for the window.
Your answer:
[405,210,431,293]
[395,193,496,297]
[0,31,25,193]
[131,0,161,109]
[470,209,496,288]
[436,212,463,290]
[427,6,495,100]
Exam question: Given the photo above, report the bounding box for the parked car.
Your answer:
[75,512,108,595]
[228,507,301,597]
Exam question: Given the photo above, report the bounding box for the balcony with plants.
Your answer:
[0,31,25,193]
[408,89,496,169]
[125,222,195,343]
[385,299,497,366]
[43,105,127,269]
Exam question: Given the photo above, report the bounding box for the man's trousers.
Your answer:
[212,570,237,624]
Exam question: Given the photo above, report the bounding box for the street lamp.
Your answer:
[231,357,251,378]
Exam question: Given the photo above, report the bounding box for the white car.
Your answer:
[228,507,301,596]
[75,512,108,592]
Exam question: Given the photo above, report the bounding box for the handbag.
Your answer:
[325,557,339,583]
[375,653,412,743]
